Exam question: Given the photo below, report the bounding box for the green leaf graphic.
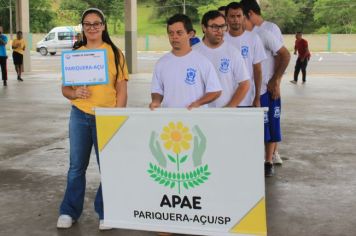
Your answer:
[168,154,177,163]
[180,155,188,164]
[147,163,212,192]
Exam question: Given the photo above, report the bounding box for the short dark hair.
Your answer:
[296,31,302,34]
[240,0,261,18]
[225,2,242,16]
[167,14,193,33]
[218,6,226,11]
[201,10,225,27]
[17,31,22,34]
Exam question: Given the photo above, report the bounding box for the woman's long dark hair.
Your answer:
[74,8,125,81]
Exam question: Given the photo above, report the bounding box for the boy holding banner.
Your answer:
[150,14,222,110]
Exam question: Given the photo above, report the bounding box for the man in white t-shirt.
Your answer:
[224,2,266,107]
[150,14,222,109]
[241,0,291,176]
[193,10,250,108]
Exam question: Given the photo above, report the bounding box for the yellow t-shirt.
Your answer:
[12,39,26,54]
[71,42,129,115]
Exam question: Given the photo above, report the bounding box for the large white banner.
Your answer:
[95,108,267,236]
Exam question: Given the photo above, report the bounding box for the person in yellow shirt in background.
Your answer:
[12,31,26,81]
[57,8,129,231]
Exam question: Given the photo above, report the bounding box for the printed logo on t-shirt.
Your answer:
[219,58,230,73]
[185,68,197,85]
[274,107,281,118]
[241,46,249,59]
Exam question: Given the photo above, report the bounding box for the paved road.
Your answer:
[6,51,356,76]
[1,52,356,236]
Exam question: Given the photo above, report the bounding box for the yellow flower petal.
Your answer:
[181,141,190,150]
[163,126,170,133]
[184,133,192,141]
[160,133,170,141]
[173,143,181,154]
[169,122,175,130]
[182,127,189,133]
[177,121,183,130]
[164,141,173,150]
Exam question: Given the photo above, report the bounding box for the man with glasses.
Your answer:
[150,14,222,110]
[193,10,250,108]
[224,2,266,107]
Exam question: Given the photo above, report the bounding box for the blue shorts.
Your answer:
[260,92,282,142]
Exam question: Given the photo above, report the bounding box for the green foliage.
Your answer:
[313,0,356,33]
[260,0,299,33]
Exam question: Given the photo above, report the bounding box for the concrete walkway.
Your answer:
[0,72,356,236]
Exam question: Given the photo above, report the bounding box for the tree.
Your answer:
[57,0,125,34]
[30,0,56,33]
[153,0,214,22]
[313,0,356,33]
[260,0,299,33]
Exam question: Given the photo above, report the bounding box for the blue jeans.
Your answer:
[59,106,104,220]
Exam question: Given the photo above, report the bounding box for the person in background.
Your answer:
[189,29,200,46]
[57,8,129,230]
[12,31,26,82]
[291,32,310,84]
[73,32,83,49]
[218,5,227,16]
[0,25,8,86]
[193,10,250,108]
[241,0,291,176]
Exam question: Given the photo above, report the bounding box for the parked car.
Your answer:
[36,26,81,56]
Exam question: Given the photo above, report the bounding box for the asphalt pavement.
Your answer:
[0,52,356,236]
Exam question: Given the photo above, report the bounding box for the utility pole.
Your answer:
[183,0,186,14]
[9,0,13,39]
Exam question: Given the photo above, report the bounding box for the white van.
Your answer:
[36,26,81,56]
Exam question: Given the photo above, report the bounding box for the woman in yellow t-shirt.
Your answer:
[57,8,128,230]
[12,31,26,81]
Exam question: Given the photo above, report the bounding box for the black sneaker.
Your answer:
[17,77,23,81]
[3,80,7,86]
[265,162,275,177]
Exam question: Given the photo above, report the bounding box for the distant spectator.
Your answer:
[291,32,310,84]
[0,25,8,86]
[12,31,26,82]
[73,32,83,49]
[218,6,227,16]
[189,29,200,46]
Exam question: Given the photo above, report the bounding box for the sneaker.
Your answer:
[264,162,275,177]
[17,77,23,81]
[57,215,74,229]
[99,220,112,231]
[272,152,283,165]
[3,80,7,86]
[290,80,297,84]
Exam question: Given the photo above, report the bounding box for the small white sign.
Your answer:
[61,49,109,86]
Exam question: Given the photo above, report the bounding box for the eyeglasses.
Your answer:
[82,22,103,30]
[207,24,228,32]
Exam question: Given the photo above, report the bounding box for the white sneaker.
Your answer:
[99,220,113,230]
[272,152,283,165]
[57,215,74,229]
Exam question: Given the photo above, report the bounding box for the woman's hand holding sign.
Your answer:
[74,86,91,99]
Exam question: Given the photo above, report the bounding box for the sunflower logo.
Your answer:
[161,121,192,154]
[148,121,211,194]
